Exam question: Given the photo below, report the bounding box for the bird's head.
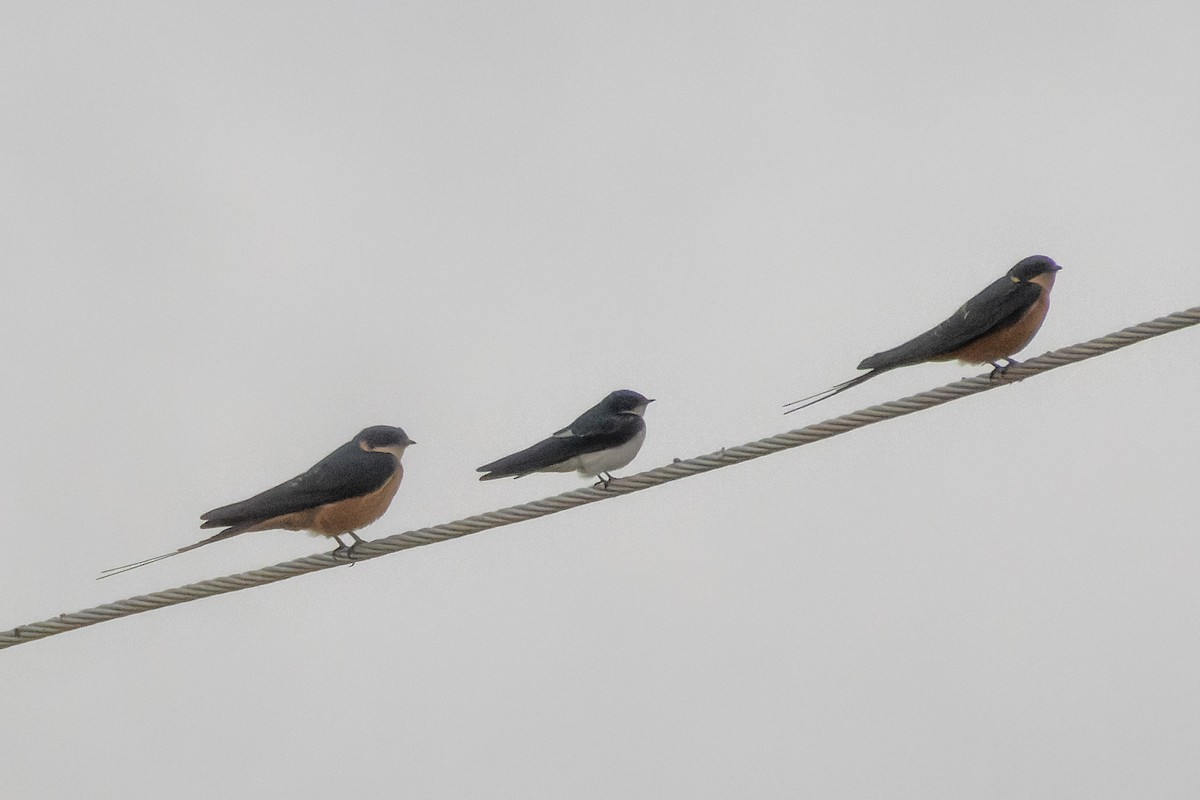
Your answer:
[605,390,655,416]
[1008,255,1062,284]
[357,426,416,458]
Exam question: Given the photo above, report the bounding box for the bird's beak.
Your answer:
[1050,264,1063,272]
[406,438,417,446]
[646,398,657,404]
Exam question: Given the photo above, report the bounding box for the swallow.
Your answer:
[477,389,654,486]
[784,255,1062,413]
[99,425,415,578]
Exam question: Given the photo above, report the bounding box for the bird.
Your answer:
[99,425,415,578]
[784,255,1062,413]
[477,389,654,486]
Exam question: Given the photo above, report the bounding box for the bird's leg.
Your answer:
[345,532,367,559]
[330,533,353,560]
[988,357,1021,380]
[593,472,615,490]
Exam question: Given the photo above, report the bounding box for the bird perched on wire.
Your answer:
[99,425,416,578]
[784,255,1062,413]
[477,389,654,486]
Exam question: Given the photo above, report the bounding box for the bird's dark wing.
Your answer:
[200,443,396,528]
[558,402,626,437]
[477,416,644,479]
[858,277,1044,370]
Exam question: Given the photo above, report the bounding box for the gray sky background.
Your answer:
[3,2,1199,798]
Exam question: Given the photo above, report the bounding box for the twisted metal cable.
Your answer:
[3,306,1197,651]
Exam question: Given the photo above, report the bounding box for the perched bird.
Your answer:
[477,390,654,486]
[784,255,1062,413]
[99,425,415,578]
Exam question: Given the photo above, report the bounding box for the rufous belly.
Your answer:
[249,466,404,537]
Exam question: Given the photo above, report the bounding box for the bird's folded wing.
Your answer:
[859,278,1042,370]
[479,417,644,476]
[201,444,396,528]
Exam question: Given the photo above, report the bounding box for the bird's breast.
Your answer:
[266,464,405,537]
[944,289,1052,365]
[313,465,404,535]
[572,426,646,477]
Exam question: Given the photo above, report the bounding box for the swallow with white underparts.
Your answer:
[99,425,415,578]
[477,390,654,487]
[784,255,1062,413]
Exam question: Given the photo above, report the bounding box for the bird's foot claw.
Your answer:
[593,473,616,490]
[331,532,367,562]
[331,532,362,563]
[988,358,1019,381]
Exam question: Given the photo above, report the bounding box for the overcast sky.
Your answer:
[3,2,1199,798]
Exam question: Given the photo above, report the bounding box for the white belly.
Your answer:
[565,427,646,477]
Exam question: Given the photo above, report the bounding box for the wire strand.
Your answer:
[3,305,1197,651]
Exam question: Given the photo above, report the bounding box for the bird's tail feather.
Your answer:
[96,525,251,580]
[782,370,882,414]
[476,437,578,481]
[477,471,522,481]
